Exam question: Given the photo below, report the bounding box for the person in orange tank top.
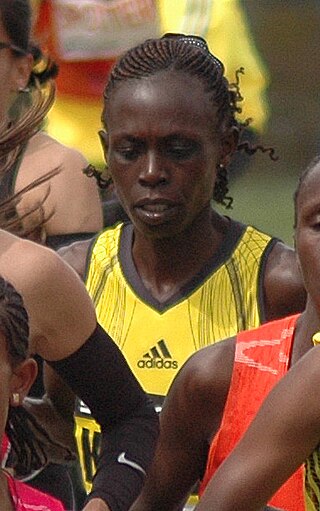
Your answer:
[131,157,320,511]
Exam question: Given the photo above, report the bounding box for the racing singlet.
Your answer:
[75,219,277,491]
[5,471,65,511]
[199,314,305,511]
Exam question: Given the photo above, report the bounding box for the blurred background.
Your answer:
[32,0,320,244]
[225,0,320,246]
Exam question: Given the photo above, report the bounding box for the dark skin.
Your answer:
[130,314,314,511]
[191,161,320,511]
[60,70,305,314]
[56,70,306,508]
[131,164,320,511]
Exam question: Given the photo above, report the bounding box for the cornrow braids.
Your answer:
[0,277,29,365]
[104,33,240,134]
[102,33,275,207]
[0,277,74,476]
[6,406,75,477]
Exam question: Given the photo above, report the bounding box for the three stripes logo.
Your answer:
[137,340,178,369]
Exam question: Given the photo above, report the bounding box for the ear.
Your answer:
[99,130,109,163]
[220,126,239,168]
[10,358,38,407]
[11,54,33,92]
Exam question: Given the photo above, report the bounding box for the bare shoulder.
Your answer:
[17,132,103,235]
[27,132,88,168]
[58,238,93,280]
[164,337,235,440]
[0,232,61,280]
[263,241,306,321]
[176,337,235,396]
[3,236,79,297]
[0,231,96,358]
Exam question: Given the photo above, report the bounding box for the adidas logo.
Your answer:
[137,340,178,369]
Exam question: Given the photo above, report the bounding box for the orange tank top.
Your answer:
[199,314,305,511]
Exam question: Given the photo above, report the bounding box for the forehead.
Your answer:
[296,164,320,211]
[105,70,217,134]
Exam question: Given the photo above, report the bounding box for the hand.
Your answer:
[82,498,111,511]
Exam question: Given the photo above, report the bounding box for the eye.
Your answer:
[311,220,320,231]
[164,138,200,161]
[308,212,320,230]
[114,140,145,161]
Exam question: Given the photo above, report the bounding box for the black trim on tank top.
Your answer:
[257,236,281,323]
[119,220,247,312]
[46,231,97,250]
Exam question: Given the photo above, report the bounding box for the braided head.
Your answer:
[104,33,242,136]
[0,276,29,366]
[0,276,39,475]
[0,276,35,435]
[100,34,250,221]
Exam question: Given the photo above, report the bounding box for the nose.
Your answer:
[138,152,168,187]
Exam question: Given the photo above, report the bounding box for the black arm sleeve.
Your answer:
[47,323,159,511]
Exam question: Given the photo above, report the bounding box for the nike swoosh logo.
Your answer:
[117,452,146,476]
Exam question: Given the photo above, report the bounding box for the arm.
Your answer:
[48,324,159,511]
[263,241,306,321]
[131,339,235,511]
[195,344,320,511]
[15,132,103,238]
[42,141,103,235]
[12,240,158,511]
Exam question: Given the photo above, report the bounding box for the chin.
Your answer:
[134,220,181,240]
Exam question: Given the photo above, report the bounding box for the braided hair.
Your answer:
[101,33,276,208]
[0,277,73,476]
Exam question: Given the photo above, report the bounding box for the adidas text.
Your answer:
[137,358,178,369]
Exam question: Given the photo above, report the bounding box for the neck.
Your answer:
[132,208,229,302]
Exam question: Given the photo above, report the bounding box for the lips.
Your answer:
[140,203,173,213]
[134,198,179,225]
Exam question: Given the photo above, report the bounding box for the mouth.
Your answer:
[139,203,173,213]
[134,199,179,225]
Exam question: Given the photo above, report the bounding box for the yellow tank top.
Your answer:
[75,220,276,491]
